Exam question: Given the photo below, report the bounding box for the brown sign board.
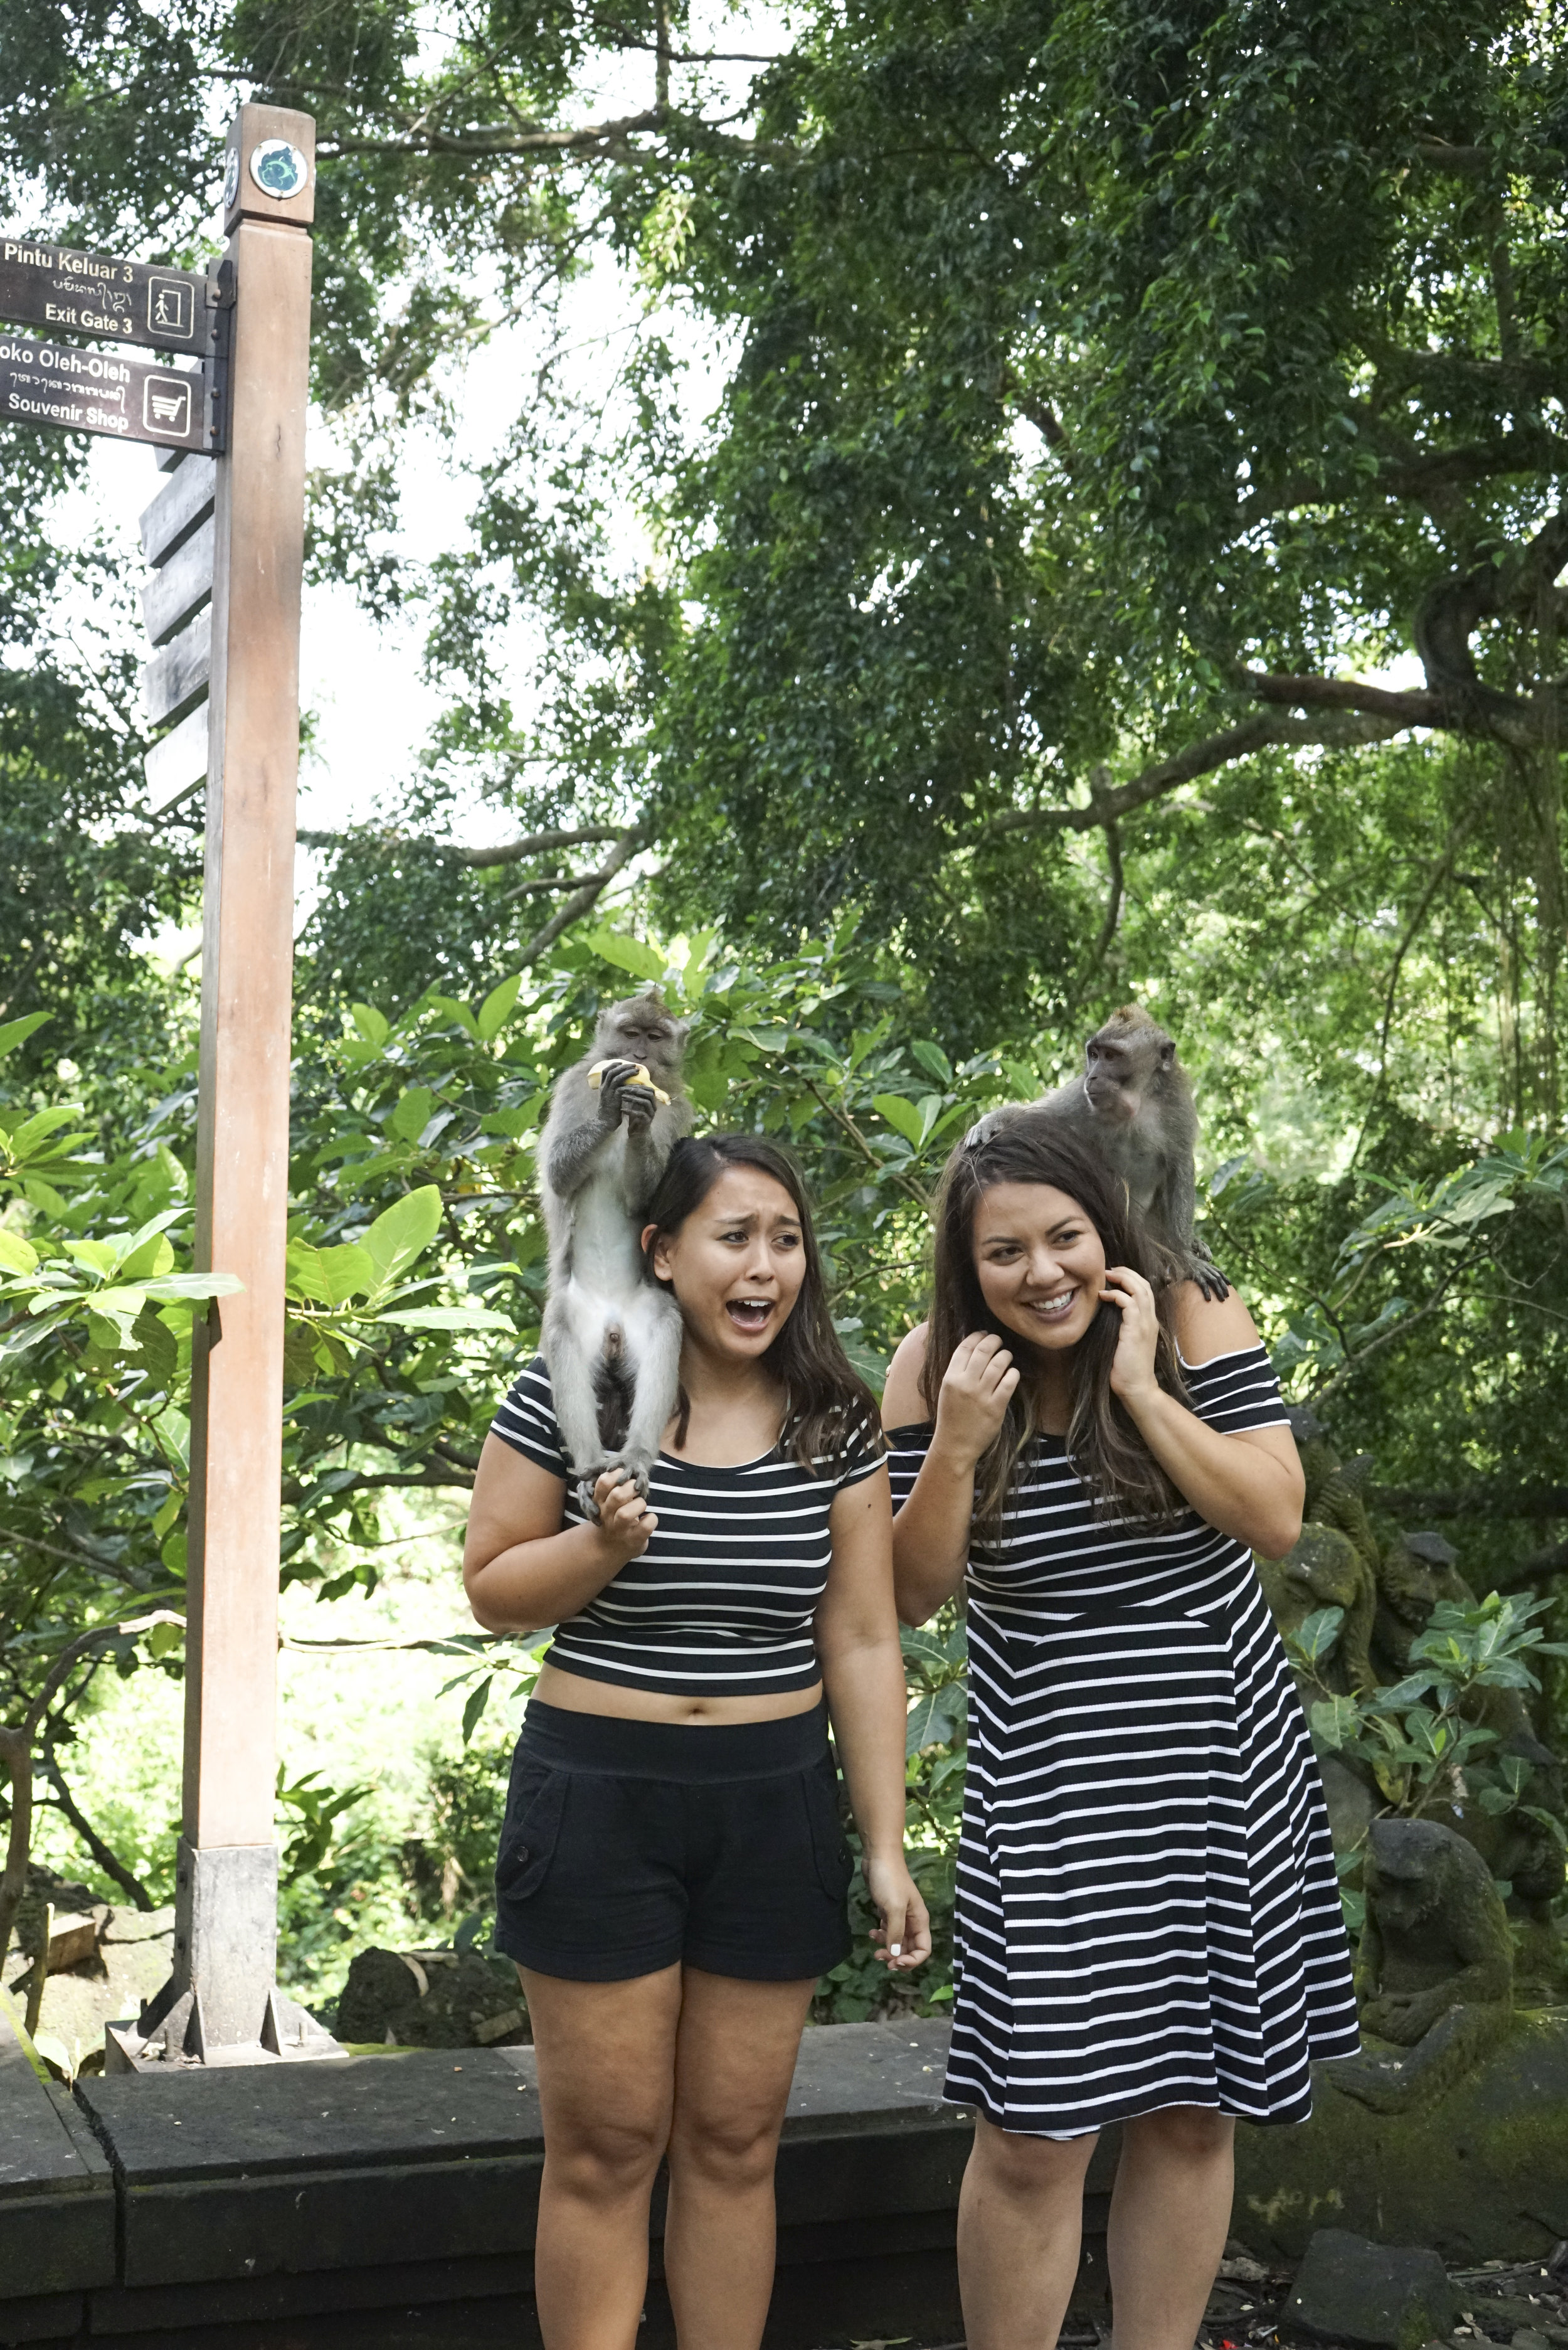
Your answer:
[0,329,214,452]
[0,239,214,352]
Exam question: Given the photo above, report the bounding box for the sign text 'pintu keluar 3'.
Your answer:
[0,240,215,351]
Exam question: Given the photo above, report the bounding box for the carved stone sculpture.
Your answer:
[1259,1523,1376,1693]
[1332,1817,1512,2112]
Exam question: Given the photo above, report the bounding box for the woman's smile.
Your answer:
[1018,1284,1079,1326]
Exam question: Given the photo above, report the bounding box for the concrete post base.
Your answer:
[103,1839,343,2073]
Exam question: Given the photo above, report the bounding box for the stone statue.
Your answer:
[1331,1817,1513,2112]
[1259,1522,1376,1694]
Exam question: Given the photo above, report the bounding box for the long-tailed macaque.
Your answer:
[967,1004,1228,1299]
[539,991,693,1509]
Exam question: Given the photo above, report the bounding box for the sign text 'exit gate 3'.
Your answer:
[0,331,211,451]
[0,240,214,352]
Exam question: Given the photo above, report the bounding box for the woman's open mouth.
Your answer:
[726,1297,774,1332]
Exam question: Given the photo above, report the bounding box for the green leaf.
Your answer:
[585,930,667,983]
[360,1187,443,1288]
[350,1003,390,1046]
[376,1305,516,1331]
[1290,1606,1346,1666]
[388,1087,435,1143]
[899,1627,950,1673]
[911,1039,953,1086]
[1309,1694,1360,1750]
[285,1241,375,1305]
[462,1675,494,1743]
[0,1011,49,1060]
[0,1230,38,1275]
[477,973,522,1040]
[140,1272,244,1303]
[872,1093,925,1146]
[906,1687,961,1754]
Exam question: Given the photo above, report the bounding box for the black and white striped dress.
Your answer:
[889,1344,1359,2139]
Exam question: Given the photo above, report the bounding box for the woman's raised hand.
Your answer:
[933,1331,1020,1465]
[1101,1265,1162,1406]
[590,1470,657,1563]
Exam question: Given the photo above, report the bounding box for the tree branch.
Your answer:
[296,824,628,868]
[38,1735,154,1910]
[982,714,1402,843]
[1347,807,1479,1170]
[319,109,663,159]
[801,1078,933,1215]
[517,827,646,964]
[1248,672,1439,725]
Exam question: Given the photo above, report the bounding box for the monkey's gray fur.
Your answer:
[539,990,694,1513]
[966,1004,1228,1300]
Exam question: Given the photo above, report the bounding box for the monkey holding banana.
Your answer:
[967,1004,1228,1299]
[539,991,694,1511]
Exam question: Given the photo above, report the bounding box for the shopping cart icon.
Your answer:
[143,375,193,437]
[146,275,196,341]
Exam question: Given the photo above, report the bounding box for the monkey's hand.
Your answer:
[580,1467,657,1560]
[590,1058,660,1132]
[1189,1256,1231,1303]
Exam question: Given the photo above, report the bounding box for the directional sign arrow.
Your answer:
[0,238,215,353]
[0,329,215,452]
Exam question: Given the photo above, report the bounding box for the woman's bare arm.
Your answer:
[1110,1278,1305,1556]
[462,1435,654,1634]
[813,1464,931,1970]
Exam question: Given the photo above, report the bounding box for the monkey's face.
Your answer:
[645,1164,808,1367]
[1083,1022,1172,1124]
[972,1181,1109,1355]
[598,993,691,1079]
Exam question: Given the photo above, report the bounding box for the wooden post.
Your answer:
[125,104,339,2066]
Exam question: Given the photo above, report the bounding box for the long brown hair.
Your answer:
[922,1124,1189,1536]
[642,1133,881,1474]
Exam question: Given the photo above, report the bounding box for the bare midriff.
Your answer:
[531,1659,824,1725]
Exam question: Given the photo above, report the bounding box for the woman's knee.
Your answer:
[546,2109,669,2201]
[970,2114,1099,2200]
[667,2104,782,2193]
[1122,2105,1235,2163]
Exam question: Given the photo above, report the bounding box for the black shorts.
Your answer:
[493,1696,854,1983]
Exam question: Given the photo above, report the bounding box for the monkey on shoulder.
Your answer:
[539,991,694,1510]
[968,1004,1228,1300]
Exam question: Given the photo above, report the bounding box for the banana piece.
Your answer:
[588,1058,670,1106]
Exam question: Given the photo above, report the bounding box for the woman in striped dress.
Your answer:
[884,1124,1357,2350]
[465,1134,929,2350]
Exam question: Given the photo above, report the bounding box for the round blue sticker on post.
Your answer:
[248,139,310,201]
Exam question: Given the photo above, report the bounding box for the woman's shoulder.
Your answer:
[490,1354,569,1472]
[881,1322,931,1432]
[1170,1281,1263,1368]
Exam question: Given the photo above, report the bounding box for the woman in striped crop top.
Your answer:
[882,1122,1357,2350]
[464,1132,929,2350]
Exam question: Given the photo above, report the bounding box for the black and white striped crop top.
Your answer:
[490,1357,885,1696]
[887,1342,1291,1619]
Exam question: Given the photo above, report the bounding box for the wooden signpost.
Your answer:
[0,105,336,2068]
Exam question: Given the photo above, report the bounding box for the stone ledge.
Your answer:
[0,2006,115,2305]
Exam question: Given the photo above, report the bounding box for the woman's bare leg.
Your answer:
[662,1969,817,2350]
[1107,2105,1235,2350]
[956,2112,1100,2349]
[522,1964,684,2350]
